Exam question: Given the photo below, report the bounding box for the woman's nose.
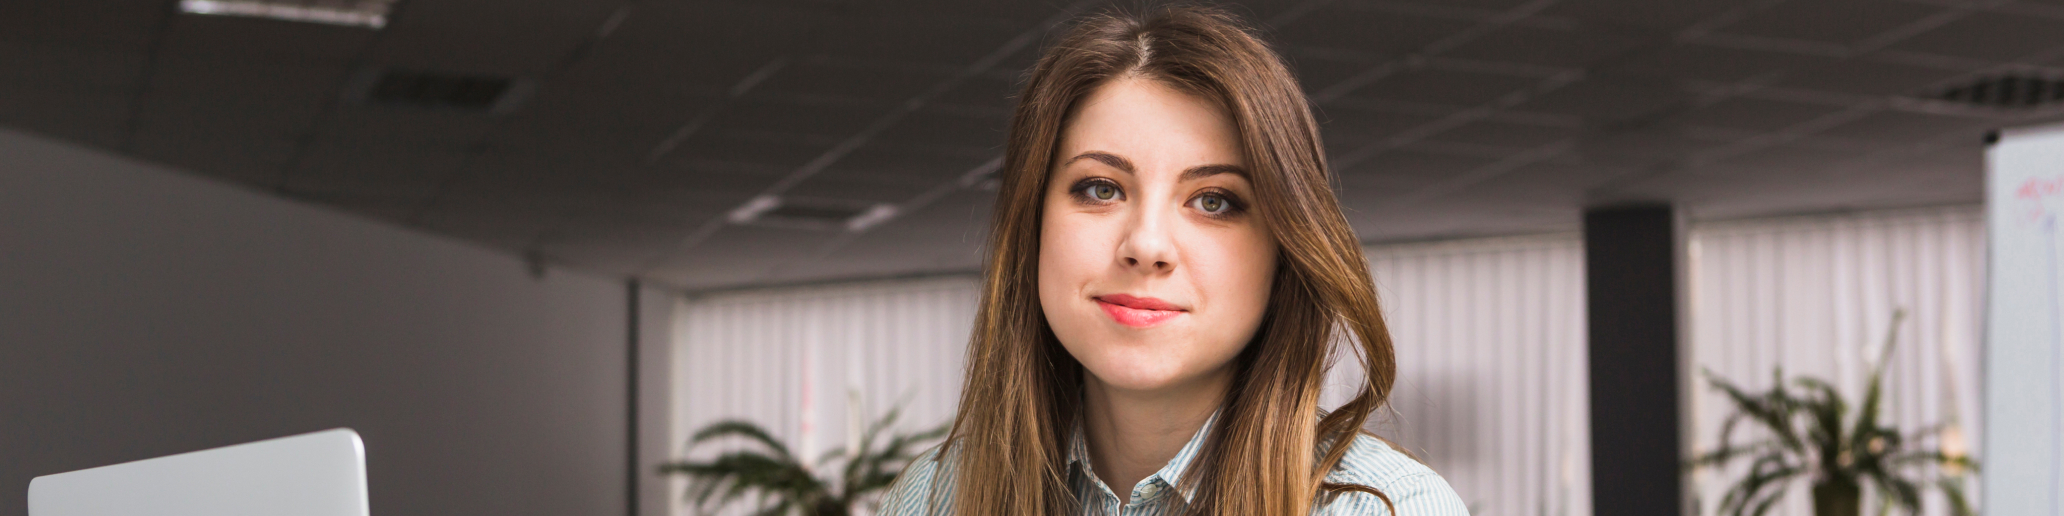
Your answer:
[1118,208,1176,273]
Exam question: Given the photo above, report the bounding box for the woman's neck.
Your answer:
[1080,366,1235,498]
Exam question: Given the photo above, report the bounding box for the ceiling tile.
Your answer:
[662,130,836,172]
[750,59,952,104]
[711,98,886,141]
[872,106,1008,152]
[1274,5,1479,57]
[1347,68,1544,106]
[1598,43,1837,84]
[1774,58,1965,97]
[1337,148,1500,194]
[1668,96,1849,132]
[1715,0,1944,45]
[157,14,375,66]
[0,85,129,150]
[1536,0,1745,34]
[1315,103,1448,143]
[810,13,1029,67]
[1881,11,2064,62]
[321,107,500,147]
[0,0,164,51]
[1423,120,1582,148]
[361,0,619,76]
[1441,24,1648,68]
[282,140,471,201]
[1513,77,1690,123]
[1814,109,1997,144]
[0,42,147,94]
[646,224,834,288]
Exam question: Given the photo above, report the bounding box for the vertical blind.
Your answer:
[1686,206,1986,516]
[670,276,979,515]
[1348,234,1593,516]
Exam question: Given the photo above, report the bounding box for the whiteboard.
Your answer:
[27,428,370,516]
[1985,123,2064,514]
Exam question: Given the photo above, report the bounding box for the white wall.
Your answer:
[1687,206,1986,516]
[0,128,635,516]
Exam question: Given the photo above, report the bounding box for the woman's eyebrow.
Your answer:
[1180,164,1248,182]
[1065,151,1248,181]
[1065,151,1135,174]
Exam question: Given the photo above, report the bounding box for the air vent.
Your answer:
[728,196,899,232]
[178,0,397,29]
[348,69,532,114]
[1919,73,2064,109]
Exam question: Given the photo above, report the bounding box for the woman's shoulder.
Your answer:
[1315,433,1471,515]
[876,442,958,515]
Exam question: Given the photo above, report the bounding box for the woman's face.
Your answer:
[1038,76,1278,394]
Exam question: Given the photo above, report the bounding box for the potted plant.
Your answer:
[660,407,947,516]
[1689,309,1977,516]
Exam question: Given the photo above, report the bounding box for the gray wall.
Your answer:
[0,128,634,516]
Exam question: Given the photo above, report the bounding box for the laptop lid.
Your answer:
[28,428,369,516]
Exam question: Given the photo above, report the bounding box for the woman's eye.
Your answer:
[1192,193,1233,214]
[1087,183,1120,201]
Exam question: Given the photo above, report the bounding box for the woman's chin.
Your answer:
[1082,360,1205,394]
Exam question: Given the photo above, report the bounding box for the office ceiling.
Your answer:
[5,0,2062,290]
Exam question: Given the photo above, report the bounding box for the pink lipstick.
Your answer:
[1094,294,1185,328]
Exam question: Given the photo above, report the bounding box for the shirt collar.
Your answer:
[1066,410,1218,505]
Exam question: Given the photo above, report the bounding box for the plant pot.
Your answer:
[1813,478,1861,516]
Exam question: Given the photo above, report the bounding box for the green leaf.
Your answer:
[1853,309,1904,458]
[689,420,798,463]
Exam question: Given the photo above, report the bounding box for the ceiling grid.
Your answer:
[4,0,2062,289]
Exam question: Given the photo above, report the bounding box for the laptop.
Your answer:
[28,428,370,516]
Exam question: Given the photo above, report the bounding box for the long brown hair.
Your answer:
[946,4,1398,515]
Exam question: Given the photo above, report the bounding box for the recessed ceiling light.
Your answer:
[726,196,901,232]
[178,0,397,29]
[1915,72,2064,110]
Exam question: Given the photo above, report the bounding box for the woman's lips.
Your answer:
[1093,294,1186,328]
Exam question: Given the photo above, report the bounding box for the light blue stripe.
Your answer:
[877,413,1470,515]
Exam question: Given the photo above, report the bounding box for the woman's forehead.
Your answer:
[1058,77,1245,171]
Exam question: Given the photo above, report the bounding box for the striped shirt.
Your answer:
[877,413,1470,515]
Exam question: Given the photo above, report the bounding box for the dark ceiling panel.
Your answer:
[8,0,2050,290]
[748,59,953,104]
[1275,4,1478,56]
[1668,96,1851,133]
[871,105,1008,152]
[0,0,165,50]
[1718,0,1944,45]
[1882,10,2064,62]
[809,13,1032,67]
[644,224,834,288]
[1596,43,1837,84]
[0,42,148,94]
[1426,119,1581,149]
[1440,23,1647,68]
[282,140,470,203]
[1346,67,1547,107]
[364,0,620,75]
[157,14,376,66]
[1815,109,1997,145]
[1774,58,1966,97]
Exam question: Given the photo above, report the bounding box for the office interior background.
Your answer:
[1,0,2053,515]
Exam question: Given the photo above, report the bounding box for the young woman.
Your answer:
[879,5,1467,515]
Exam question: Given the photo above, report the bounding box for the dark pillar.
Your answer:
[1583,204,1684,516]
